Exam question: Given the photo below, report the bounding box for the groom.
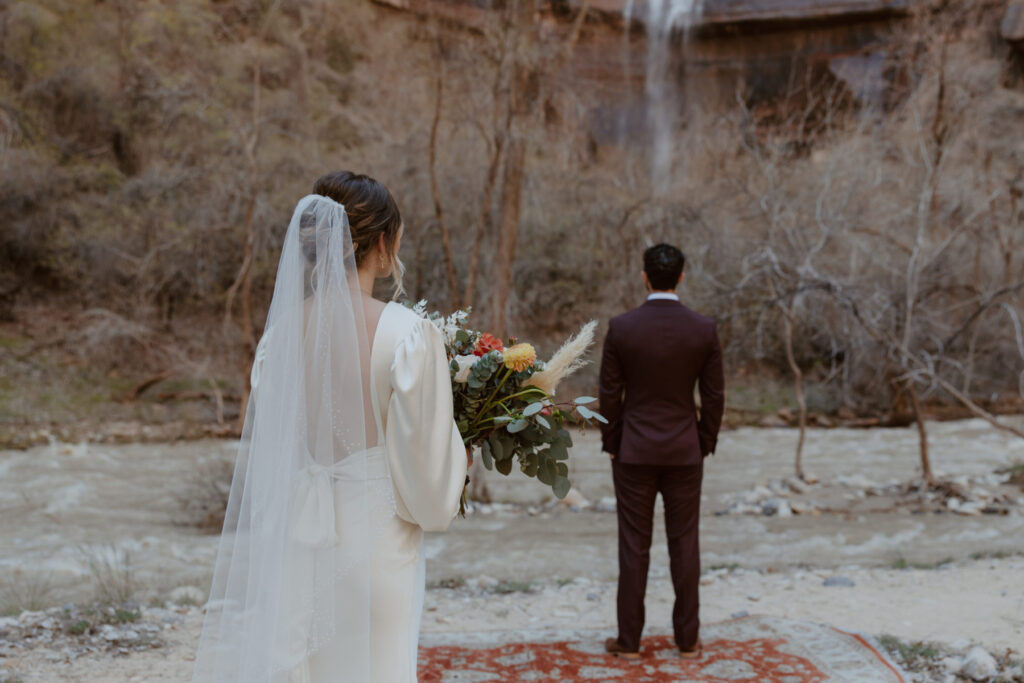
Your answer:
[599,243,725,660]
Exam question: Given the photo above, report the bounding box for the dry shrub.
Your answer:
[177,454,235,533]
[0,568,55,614]
[79,545,137,605]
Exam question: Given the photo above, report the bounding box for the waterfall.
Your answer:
[625,0,703,193]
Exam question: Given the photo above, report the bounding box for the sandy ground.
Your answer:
[1,418,1023,680]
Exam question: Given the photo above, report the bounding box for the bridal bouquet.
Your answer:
[412,302,605,506]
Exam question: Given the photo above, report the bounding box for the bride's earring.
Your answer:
[380,255,386,274]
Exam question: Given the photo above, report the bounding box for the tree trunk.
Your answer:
[227,206,257,432]
[226,54,262,433]
[491,137,525,339]
[782,310,806,480]
[464,135,503,309]
[429,72,460,308]
[488,0,534,337]
[906,379,933,487]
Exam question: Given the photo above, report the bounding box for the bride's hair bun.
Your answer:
[313,170,405,298]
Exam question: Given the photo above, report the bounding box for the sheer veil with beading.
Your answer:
[193,194,386,682]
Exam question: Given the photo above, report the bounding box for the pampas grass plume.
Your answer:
[525,320,598,395]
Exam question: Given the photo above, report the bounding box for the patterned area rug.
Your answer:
[419,616,905,682]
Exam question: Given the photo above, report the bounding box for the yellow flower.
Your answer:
[502,343,537,373]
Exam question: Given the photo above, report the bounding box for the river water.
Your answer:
[1,419,1022,609]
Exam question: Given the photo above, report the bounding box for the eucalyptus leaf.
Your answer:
[498,434,516,460]
[481,440,494,470]
[536,415,551,430]
[574,396,598,405]
[488,432,505,462]
[523,402,544,417]
[537,458,556,485]
[578,405,609,423]
[507,419,529,434]
[552,476,571,499]
[556,462,569,478]
[495,457,513,475]
[549,441,569,461]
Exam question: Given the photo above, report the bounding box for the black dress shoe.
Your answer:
[604,637,641,660]
[679,639,703,659]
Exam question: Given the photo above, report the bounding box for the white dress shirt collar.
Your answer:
[647,292,680,302]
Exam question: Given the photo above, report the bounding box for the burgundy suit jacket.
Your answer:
[599,298,725,466]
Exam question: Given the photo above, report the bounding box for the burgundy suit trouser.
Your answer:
[612,459,703,652]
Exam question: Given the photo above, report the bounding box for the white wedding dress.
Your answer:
[294,302,467,682]
[193,195,466,683]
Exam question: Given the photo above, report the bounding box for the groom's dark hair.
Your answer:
[643,244,685,291]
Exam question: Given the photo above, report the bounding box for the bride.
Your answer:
[193,171,468,682]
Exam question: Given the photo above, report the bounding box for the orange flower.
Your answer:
[503,343,537,373]
[474,332,505,357]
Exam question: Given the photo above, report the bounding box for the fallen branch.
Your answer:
[126,370,173,402]
[934,375,1024,440]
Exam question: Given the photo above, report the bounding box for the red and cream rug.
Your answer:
[419,615,905,682]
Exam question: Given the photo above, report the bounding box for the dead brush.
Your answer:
[0,568,55,615]
[78,545,137,605]
[176,454,235,532]
[71,308,160,373]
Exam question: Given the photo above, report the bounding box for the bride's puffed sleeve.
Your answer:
[386,319,467,532]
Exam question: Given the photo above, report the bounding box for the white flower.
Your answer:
[453,354,478,383]
[440,309,470,347]
[410,302,471,347]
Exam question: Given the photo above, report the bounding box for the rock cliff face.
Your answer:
[373,0,909,135]
[1004,1,1024,44]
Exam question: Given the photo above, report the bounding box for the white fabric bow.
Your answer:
[290,463,337,548]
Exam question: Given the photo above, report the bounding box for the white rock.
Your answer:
[790,501,814,515]
[940,656,963,673]
[954,501,984,516]
[949,638,972,653]
[762,499,792,517]
[558,487,590,509]
[477,575,499,590]
[18,610,44,625]
[788,478,811,494]
[595,497,617,513]
[99,625,122,641]
[169,586,205,605]
[836,474,873,489]
[960,646,998,680]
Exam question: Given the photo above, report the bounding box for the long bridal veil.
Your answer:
[193,195,383,682]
